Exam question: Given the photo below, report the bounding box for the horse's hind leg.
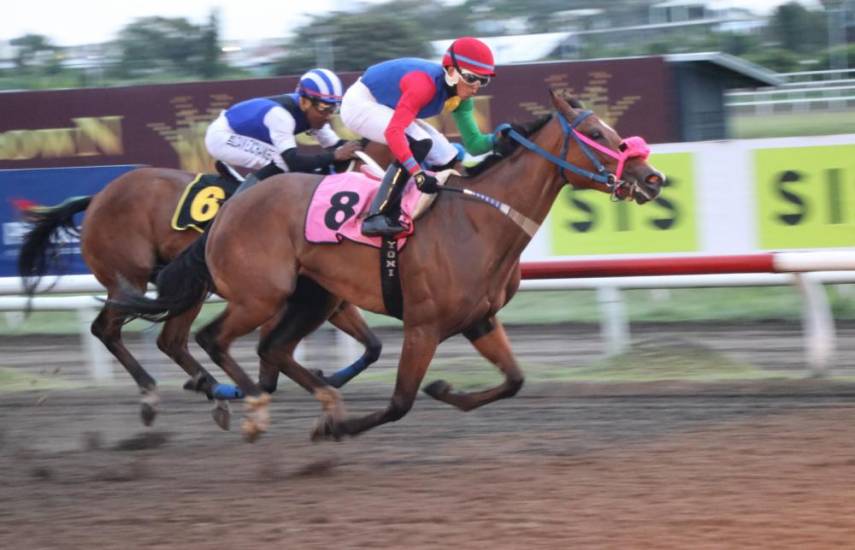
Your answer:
[257,278,348,437]
[257,318,283,395]
[422,316,524,412]
[257,301,382,392]
[155,302,231,430]
[90,303,160,426]
[315,302,382,388]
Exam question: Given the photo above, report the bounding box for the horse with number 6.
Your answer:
[17,144,394,430]
[110,91,665,441]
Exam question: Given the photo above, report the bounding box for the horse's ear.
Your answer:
[549,88,573,114]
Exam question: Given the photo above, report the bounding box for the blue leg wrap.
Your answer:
[211,383,244,400]
[324,357,369,388]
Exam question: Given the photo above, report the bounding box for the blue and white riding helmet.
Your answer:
[296,68,344,105]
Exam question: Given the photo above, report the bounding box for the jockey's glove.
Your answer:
[414,171,439,194]
[492,123,526,157]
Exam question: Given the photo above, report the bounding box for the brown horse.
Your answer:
[112,92,665,441]
[17,145,392,429]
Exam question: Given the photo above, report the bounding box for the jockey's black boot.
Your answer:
[233,162,282,195]
[361,163,409,237]
[233,173,259,195]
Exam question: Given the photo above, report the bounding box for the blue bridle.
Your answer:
[433,109,643,236]
[494,110,629,198]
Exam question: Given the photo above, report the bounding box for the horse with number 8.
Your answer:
[110,91,665,442]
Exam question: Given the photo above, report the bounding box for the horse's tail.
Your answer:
[108,235,212,323]
[17,195,92,298]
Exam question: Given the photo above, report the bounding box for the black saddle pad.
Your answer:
[171,173,241,232]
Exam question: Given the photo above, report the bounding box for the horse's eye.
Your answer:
[590,131,602,140]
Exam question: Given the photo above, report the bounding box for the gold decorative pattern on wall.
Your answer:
[521,72,641,127]
[0,117,124,161]
[147,94,232,172]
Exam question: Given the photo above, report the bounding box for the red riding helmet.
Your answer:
[442,36,495,77]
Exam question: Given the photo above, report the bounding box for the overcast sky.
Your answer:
[4,0,823,47]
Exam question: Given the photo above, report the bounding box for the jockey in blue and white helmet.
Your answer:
[296,68,344,107]
[205,67,360,186]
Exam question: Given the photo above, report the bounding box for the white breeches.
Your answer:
[340,79,458,168]
[205,113,288,171]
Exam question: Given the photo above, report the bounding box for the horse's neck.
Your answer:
[454,122,566,261]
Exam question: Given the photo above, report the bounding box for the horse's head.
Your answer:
[550,91,664,204]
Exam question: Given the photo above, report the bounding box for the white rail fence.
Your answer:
[727,69,855,114]
[727,87,855,114]
[2,252,855,380]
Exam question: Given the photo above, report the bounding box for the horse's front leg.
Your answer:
[315,325,439,440]
[423,316,524,411]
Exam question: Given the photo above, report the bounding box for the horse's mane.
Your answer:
[463,114,552,177]
[463,96,584,178]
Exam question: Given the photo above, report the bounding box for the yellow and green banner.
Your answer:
[755,144,855,249]
[549,152,698,255]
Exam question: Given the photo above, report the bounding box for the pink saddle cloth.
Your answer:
[304,171,423,249]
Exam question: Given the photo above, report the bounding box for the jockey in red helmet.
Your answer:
[340,36,497,237]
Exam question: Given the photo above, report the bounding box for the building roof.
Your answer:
[665,51,781,87]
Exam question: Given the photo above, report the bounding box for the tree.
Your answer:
[718,32,762,58]
[745,47,803,73]
[766,2,827,54]
[199,10,224,79]
[274,11,433,75]
[10,34,57,71]
[819,43,855,69]
[111,13,222,79]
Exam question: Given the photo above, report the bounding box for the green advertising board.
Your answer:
[755,144,855,249]
[549,152,698,255]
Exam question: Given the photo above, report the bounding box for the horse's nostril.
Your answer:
[646,173,664,187]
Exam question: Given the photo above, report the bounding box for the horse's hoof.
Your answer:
[212,401,231,431]
[423,379,452,399]
[241,419,264,443]
[140,402,157,426]
[139,391,160,427]
[241,394,270,443]
[311,415,344,443]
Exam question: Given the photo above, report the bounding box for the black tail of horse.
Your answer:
[109,234,213,323]
[17,196,92,298]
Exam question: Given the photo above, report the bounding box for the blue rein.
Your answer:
[494,110,617,188]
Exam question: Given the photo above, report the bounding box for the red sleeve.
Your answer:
[385,71,437,174]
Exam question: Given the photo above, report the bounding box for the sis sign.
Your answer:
[545,136,855,258]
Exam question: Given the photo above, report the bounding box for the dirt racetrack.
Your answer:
[3,322,855,549]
